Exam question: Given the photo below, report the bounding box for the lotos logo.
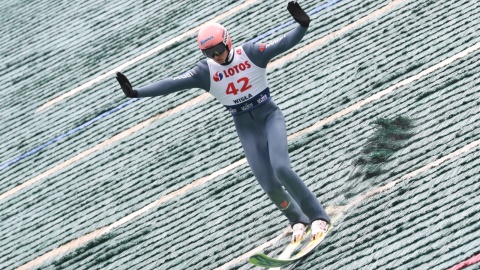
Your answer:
[219,60,252,79]
[200,35,214,46]
[236,49,242,55]
[213,71,223,82]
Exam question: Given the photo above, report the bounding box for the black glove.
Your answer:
[116,72,138,98]
[287,1,311,27]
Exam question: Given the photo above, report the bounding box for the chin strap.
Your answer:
[223,48,234,65]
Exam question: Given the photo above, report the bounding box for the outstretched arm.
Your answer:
[243,1,311,68]
[116,61,210,98]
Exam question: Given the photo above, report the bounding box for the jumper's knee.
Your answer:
[262,182,284,197]
[272,163,293,182]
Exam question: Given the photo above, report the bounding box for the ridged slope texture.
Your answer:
[0,0,479,269]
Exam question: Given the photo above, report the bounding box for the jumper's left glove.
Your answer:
[287,1,311,27]
[116,72,138,98]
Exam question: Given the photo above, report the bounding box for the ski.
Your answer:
[248,225,333,268]
[272,227,312,268]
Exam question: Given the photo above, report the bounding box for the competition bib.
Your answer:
[207,47,270,114]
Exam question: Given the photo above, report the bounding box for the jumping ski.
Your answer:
[248,224,333,268]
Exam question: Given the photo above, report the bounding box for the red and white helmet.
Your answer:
[197,23,232,52]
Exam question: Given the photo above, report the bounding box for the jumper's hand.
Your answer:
[287,1,311,27]
[116,72,138,98]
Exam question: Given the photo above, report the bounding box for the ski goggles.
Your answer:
[202,43,227,58]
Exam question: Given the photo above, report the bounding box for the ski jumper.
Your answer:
[136,25,330,225]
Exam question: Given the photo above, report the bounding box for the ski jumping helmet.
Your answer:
[197,23,232,58]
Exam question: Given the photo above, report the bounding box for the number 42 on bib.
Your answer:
[226,77,252,95]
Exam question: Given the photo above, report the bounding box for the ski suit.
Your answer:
[136,24,330,225]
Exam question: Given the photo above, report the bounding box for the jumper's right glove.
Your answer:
[116,72,138,98]
[287,1,311,27]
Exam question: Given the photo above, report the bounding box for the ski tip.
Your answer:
[249,253,290,268]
